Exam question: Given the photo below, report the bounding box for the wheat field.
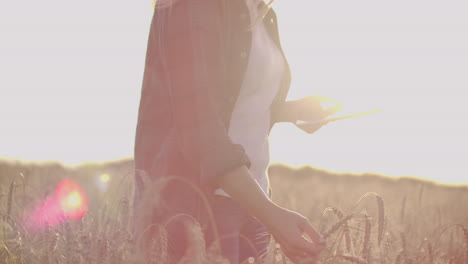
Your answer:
[1,158,467,264]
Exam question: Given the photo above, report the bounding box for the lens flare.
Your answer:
[100,173,110,183]
[55,178,88,220]
[96,173,110,192]
[24,178,88,231]
[66,191,82,207]
[60,190,83,218]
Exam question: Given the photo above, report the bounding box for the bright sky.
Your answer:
[1,0,467,184]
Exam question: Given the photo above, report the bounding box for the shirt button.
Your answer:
[270,18,274,24]
[240,51,247,59]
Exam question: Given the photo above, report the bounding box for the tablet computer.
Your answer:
[295,109,383,126]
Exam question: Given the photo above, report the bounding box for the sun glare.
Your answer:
[64,191,82,209]
[100,173,110,183]
[55,179,88,220]
[25,178,89,231]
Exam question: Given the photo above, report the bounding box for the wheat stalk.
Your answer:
[350,192,385,248]
[399,232,408,264]
[0,242,13,263]
[376,195,385,246]
[119,197,130,232]
[330,207,354,252]
[381,232,391,264]
[362,214,372,262]
[400,196,406,224]
[463,227,468,264]
[323,213,356,239]
[6,175,16,218]
[417,184,424,207]
[426,239,434,264]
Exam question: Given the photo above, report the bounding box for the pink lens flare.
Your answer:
[24,178,88,231]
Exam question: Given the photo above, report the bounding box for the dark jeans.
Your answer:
[205,195,271,264]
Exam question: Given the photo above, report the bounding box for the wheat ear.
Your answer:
[323,213,356,239]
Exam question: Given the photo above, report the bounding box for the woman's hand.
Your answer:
[261,206,327,263]
[287,95,342,134]
[218,166,326,263]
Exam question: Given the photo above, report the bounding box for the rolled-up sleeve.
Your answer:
[156,0,251,191]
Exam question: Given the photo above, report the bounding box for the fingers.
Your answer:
[297,233,324,257]
[269,209,327,263]
[312,95,340,104]
[323,104,343,116]
[297,123,325,134]
[279,226,324,258]
[299,220,326,246]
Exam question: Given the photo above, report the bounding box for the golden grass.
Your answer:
[1,158,468,263]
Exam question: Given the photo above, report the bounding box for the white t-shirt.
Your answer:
[214,0,286,197]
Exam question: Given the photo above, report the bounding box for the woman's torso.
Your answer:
[133,0,292,217]
[214,0,286,197]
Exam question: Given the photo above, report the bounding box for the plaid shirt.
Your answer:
[133,0,292,217]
